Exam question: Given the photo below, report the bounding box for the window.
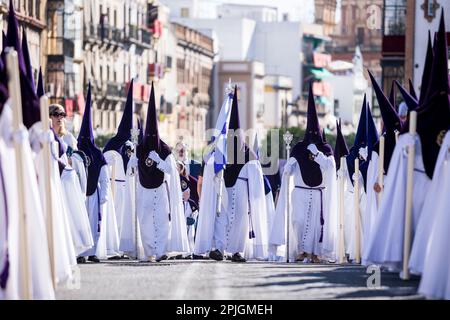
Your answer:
[384,0,406,35]
[180,7,189,18]
[357,27,365,46]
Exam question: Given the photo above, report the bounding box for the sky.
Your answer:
[209,0,316,23]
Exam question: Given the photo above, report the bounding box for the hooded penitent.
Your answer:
[103,79,134,172]
[136,82,171,189]
[21,28,35,91]
[334,119,349,171]
[409,79,418,101]
[369,70,402,175]
[409,10,450,179]
[346,94,378,189]
[395,80,419,111]
[6,0,40,129]
[77,82,107,196]
[223,86,256,188]
[290,83,333,187]
[419,31,434,106]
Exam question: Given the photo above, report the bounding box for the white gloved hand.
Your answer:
[129,155,138,168]
[125,140,134,148]
[337,168,345,179]
[307,144,319,156]
[403,133,416,147]
[148,150,162,164]
[352,172,362,183]
[100,195,108,205]
[359,147,368,161]
[182,190,190,202]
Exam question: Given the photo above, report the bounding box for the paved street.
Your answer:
[56,260,422,300]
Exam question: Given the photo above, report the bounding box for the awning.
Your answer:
[310,67,333,79]
[317,96,331,106]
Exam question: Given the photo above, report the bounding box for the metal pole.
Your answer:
[283,131,293,263]
[402,111,417,280]
[131,128,140,260]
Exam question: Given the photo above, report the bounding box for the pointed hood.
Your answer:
[334,119,349,170]
[104,79,134,152]
[290,83,333,187]
[224,86,256,187]
[395,80,418,111]
[21,28,35,91]
[36,67,45,97]
[103,80,135,172]
[6,0,25,73]
[137,118,144,144]
[137,82,171,189]
[346,95,377,186]
[388,81,397,112]
[419,31,434,105]
[6,0,40,128]
[411,9,450,179]
[368,71,397,174]
[369,70,402,133]
[77,82,107,196]
[252,134,272,195]
[408,79,418,101]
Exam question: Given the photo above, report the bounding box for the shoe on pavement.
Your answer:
[231,253,246,263]
[88,255,100,263]
[77,257,86,264]
[156,254,168,262]
[209,249,224,261]
[107,255,121,260]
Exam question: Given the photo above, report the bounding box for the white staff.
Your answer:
[338,157,346,264]
[130,127,140,260]
[39,96,56,288]
[215,80,234,217]
[7,49,31,299]
[354,158,361,264]
[402,111,417,280]
[378,136,385,204]
[283,131,293,263]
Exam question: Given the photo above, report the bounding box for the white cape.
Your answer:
[0,103,54,299]
[364,133,431,270]
[418,131,450,299]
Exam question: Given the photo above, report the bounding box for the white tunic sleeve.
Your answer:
[156,157,173,174]
[314,152,335,170]
[98,165,110,204]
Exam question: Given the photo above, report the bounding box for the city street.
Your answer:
[56,260,422,300]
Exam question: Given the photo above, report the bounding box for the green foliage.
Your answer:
[264,127,356,159]
[95,133,115,149]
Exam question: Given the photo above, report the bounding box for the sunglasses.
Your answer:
[50,112,66,118]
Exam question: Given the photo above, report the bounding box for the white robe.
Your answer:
[418,131,450,299]
[270,154,337,261]
[82,165,113,257]
[364,133,431,270]
[362,153,386,264]
[0,103,55,299]
[410,131,450,275]
[137,154,189,259]
[342,164,366,261]
[60,167,94,256]
[103,151,141,256]
[194,156,228,255]
[32,125,77,284]
[226,161,268,260]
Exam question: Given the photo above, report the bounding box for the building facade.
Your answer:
[314,0,338,36]
[329,0,383,79]
[1,0,47,79]
[46,0,161,134]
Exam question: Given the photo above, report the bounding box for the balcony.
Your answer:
[126,25,152,49]
[106,82,125,100]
